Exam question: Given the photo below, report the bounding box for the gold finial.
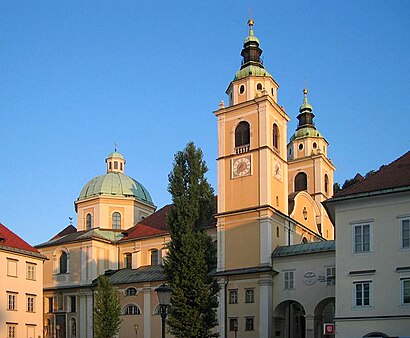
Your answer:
[248,18,254,27]
[303,88,308,96]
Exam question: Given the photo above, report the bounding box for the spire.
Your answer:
[240,18,264,69]
[296,88,316,130]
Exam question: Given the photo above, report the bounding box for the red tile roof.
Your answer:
[336,151,410,197]
[0,223,40,254]
[122,205,172,240]
[50,225,77,241]
[122,203,217,241]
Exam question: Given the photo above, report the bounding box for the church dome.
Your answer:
[77,151,154,205]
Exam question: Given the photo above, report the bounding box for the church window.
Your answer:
[125,287,138,296]
[123,304,141,315]
[86,213,92,230]
[256,83,263,91]
[109,162,112,170]
[150,249,159,266]
[276,226,280,238]
[114,161,118,169]
[59,252,68,274]
[112,212,121,229]
[70,296,76,312]
[298,143,304,151]
[124,253,132,269]
[272,124,280,150]
[120,163,123,171]
[324,174,329,194]
[235,121,250,148]
[313,142,317,149]
[271,88,274,96]
[70,318,77,338]
[295,172,307,192]
[302,237,308,244]
[239,84,245,95]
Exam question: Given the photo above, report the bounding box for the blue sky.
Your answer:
[1,1,409,245]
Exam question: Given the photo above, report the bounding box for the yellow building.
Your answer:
[0,223,47,338]
[36,19,337,338]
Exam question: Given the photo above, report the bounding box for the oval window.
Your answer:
[239,84,245,95]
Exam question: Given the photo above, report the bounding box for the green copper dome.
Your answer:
[77,172,154,204]
[77,151,154,205]
[234,65,272,81]
[290,126,323,142]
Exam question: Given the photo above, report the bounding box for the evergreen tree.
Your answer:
[163,142,219,338]
[93,275,122,338]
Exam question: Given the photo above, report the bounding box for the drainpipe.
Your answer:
[225,276,230,338]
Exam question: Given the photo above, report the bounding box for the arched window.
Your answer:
[150,249,159,266]
[70,318,77,338]
[324,174,329,194]
[112,212,121,229]
[272,124,279,150]
[295,172,308,192]
[235,121,250,148]
[123,304,141,315]
[60,252,68,274]
[125,287,138,296]
[302,237,308,244]
[86,213,92,230]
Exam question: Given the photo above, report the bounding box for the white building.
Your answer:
[324,151,410,338]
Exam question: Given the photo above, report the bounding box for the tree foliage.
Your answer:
[93,275,122,338]
[163,142,219,338]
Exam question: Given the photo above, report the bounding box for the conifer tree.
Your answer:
[163,142,219,338]
[93,275,122,338]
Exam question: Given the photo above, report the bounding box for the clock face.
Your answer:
[233,156,251,177]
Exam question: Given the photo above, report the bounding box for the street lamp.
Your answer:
[155,284,172,338]
[233,320,238,338]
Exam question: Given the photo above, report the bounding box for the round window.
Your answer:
[239,85,245,95]
[298,143,304,151]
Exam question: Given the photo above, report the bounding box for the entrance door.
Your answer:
[55,314,67,338]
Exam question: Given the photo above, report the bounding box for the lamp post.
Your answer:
[233,320,238,338]
[155,284,172,338]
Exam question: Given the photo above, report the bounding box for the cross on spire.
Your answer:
[114,142,118,152]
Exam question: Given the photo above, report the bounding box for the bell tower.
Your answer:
[287,89,336,239]
[214,19,290,272]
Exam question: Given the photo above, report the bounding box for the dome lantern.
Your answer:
[105,151,126,174]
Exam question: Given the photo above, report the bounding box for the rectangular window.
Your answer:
[27,295,35,312]
[26,263,36,280]
[401,218,410,249]
[7,324,17,338]
[48,297,54,313]
[245,317,254,331]
[229,289,238,304]
[353,223,371,253]
[354,281,372,307]
[124,253,132,269]
[150,250,159,266]
[402,278,410,305]
[245,289,254,303]
[229,318,238,331]
[326,266,336,286]
[70,295,77,312]
[7,259,18,277]
[7,292,17,310]
[284,271,294,289]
